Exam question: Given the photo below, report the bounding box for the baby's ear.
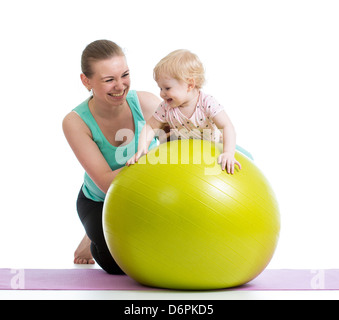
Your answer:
[187,78,196,91]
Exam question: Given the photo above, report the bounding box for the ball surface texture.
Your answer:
[103,139,280,290]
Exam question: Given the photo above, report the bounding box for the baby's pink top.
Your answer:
[153,91,225,142]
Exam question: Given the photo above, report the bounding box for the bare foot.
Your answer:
[74,234,95,265]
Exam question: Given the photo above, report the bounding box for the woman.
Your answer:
[62,40,161,273]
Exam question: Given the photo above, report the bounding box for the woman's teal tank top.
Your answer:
[73,90,158,202]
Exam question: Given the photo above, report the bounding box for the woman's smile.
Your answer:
[108,89,126,99]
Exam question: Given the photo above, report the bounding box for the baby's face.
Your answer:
[157,75,190,108]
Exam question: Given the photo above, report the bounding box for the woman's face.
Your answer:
[86,55,131,108]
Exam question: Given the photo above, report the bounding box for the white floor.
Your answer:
[2,288,339,300]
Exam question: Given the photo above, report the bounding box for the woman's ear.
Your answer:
[80,73,92,92]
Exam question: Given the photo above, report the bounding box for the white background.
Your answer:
[0,0,338,271]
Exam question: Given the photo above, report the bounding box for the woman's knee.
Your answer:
[90,242,125,275]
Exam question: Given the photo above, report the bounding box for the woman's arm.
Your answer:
[62,111,121,194]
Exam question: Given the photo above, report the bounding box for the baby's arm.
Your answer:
[213,111,241,174]
[126,116,164,166]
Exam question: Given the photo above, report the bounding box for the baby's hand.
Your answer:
[217,152,242,174]
[126,149,148,167]
[126,153,137,166]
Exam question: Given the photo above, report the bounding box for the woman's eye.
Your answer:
[122,73,130,78]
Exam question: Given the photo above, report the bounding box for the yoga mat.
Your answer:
[0,268,336,291]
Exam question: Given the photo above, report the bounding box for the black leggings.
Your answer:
[76,187,124,274]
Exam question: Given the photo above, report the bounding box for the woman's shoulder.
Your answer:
[136,91,161,121]
[70,97,91,117]
[136,91,161,107]
[63,98,92,139]
[62,110,90,136]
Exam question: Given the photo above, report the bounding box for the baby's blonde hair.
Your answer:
[153,49,205,89]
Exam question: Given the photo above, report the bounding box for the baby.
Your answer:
[126,49,241,174]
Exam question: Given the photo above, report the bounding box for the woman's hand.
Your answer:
[217,152,242,174]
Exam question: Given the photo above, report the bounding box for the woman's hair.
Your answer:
[81,40,125,78]
[153,49,205,89]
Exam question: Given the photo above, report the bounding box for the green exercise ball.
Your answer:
[103,139,280,290]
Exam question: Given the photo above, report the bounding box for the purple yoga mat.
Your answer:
[0,268,336,291]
